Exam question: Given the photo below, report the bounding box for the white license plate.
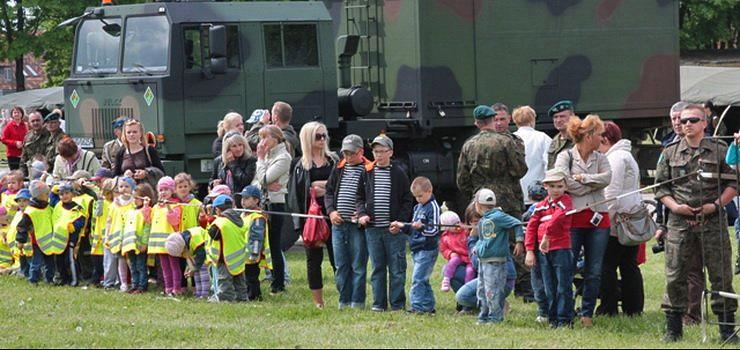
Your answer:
[75,137,94,149]
[200,159,214,173]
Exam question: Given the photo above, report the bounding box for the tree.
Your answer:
[680,0,740,50]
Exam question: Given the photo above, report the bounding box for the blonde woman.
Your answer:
[287,121,338,308]
[210,131,256,195]
[553,114,612,328]
[212,112,244,157]
[113,119,164,186]
[255,125,292,294]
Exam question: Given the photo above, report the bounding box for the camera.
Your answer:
[589,212,603,227]
[652,237,665,254]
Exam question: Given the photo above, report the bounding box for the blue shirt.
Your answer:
[406,195,441,252]
[474,208,523,262]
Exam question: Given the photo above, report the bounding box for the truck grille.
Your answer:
[91,108,133,148]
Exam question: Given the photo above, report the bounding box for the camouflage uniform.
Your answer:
[46,130,66,171]
[655,138,737,316]
[101,139,123,170]
[547,133,573,169]
[457,130,527,218]
[20,128,50,177]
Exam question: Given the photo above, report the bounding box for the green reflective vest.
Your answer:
[53,203,84,250]
[26,206,58,255]
[207,217,247,276]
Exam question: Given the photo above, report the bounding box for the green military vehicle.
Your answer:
[64,0,679,190]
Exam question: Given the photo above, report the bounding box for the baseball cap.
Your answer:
[371,135,393,150]
[476,188,497,206]
[239,185,261,199]
[340,134,363,153]
[213,194,234,209]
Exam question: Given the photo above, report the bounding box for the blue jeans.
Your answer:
[531,260,548,318]
[455,257,515,309]
[128,253,148,290]
[477,261,507,323]
[571,227,610,318]
[366,227,407,310]
[28,244,55,284]
[410,249,437,312]
[539,249,575,326]
[332,223,368,308]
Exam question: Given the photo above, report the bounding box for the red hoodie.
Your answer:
[439,228,471,264]
[525,194,573,253]
[1,119,27,157]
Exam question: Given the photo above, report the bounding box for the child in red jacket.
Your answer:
[439,211,474,292]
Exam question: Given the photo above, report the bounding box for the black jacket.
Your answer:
[356,161,414,225]
[286,156,336,230]
[324,157,372,215]
[113,146,164,176]
[210,155,257,194]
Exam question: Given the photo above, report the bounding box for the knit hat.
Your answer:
[119,176,136,190]
[29,180,50,198]
[165,233,186,257]
[30,161,47,180]
[440,211,461,226]
[158,176,176,191]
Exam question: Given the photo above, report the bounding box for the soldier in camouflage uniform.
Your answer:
[44,111,66,172]
[19,110,49,177]
[101,117,128,169]
[547,101,575,169]
[655,104,738,343]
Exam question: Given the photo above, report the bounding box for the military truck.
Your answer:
[64,0,679,191]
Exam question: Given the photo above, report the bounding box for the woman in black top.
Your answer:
[211,131,256,196]
[287,121,338,308]
[113,119,164,188]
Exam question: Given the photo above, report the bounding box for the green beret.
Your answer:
[548,100,574,117]
[473,105,496,120]
[44,111,61,122]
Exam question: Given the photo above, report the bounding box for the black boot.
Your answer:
[719,313,739,344]
[663,312,683,342]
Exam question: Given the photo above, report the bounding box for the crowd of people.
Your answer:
[0,99,738,343]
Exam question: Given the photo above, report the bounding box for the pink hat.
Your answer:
[440,211,460,226]
[207,184,232,198]
[157,176,176,191]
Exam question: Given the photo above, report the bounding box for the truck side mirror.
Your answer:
[209,25,226,58]
[211,57,226,75]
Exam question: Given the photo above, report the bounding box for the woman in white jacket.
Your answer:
[255,125,292,294]
[595,122,644,317]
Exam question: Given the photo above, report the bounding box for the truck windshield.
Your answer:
[122,16,169,73]
[74,18,121,74]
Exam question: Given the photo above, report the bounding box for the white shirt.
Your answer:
[514,126,552,204]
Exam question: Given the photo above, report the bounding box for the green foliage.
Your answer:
[680,0,740,50]
[0,246,737,347]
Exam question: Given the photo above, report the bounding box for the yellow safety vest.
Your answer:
[73,194,94,237]
[187,226,208,257]
[243,211,272,269]
[2,192,18,218]
[207,217,247,276]
[180,198,202,232]
[149,204,176,255]
[91,199,111,256]
[25,206,58,255]
[107,201,134,254]
[122,207,147,256]
[53,203,85,250]
[0,225,12,268]
[7,211,31,258]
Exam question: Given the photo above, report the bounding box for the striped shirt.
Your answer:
[336,164,364,219]
[371,166,392,228]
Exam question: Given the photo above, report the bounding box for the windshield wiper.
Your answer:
[129,63,154,76]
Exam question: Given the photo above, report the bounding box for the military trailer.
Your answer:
[64,0,679,191]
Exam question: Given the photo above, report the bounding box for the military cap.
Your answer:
[548,100,574,118]
[44,111,61,123]
[112,117,129,129]
[473,105,496,120]
[371,135,394,150]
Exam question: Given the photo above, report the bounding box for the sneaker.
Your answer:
[440,277,451,292]
[476,319,490,325]
[371,306,385,312]
[120,284,130,293]
[535,316,549,324]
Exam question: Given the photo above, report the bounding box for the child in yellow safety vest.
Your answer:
[15,180,56,285]
[6,189,31,277]
[88,178,114,286]
[104,176,135,292]
[174,173,202,230]
[151,176,184,296]
[0,207,13,275]
[70,170,96,285]
[2,171,23,218]
[238,185,272,301]
[123,183,156,294]
[165,227,210,298]
[207,195,248,302]
[53,182,87,286]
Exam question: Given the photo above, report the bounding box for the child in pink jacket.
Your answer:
[439,211,474,292]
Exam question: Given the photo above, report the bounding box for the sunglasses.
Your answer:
[680,117,702,125]
[315,133,327,141]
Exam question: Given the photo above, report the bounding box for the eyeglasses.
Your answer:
[315,133,327,141]
[372,148,391,154]
[680,117,702,125]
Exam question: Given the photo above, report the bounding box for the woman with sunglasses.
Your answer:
[553,114,612,328]
[113,119,164,188]
[210,131,256,196]
[287,121,338,308]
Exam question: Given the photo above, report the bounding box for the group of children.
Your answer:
[0,168,272,303]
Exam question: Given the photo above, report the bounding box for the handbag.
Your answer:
[301,188,329,248]
[615,205,657,246]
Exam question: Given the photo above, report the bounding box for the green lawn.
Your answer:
[1,241,738,348]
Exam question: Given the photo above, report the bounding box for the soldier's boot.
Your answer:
[663,312,683,342]
[719,313,739,344]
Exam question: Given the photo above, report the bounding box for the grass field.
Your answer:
[0,241,739,348]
